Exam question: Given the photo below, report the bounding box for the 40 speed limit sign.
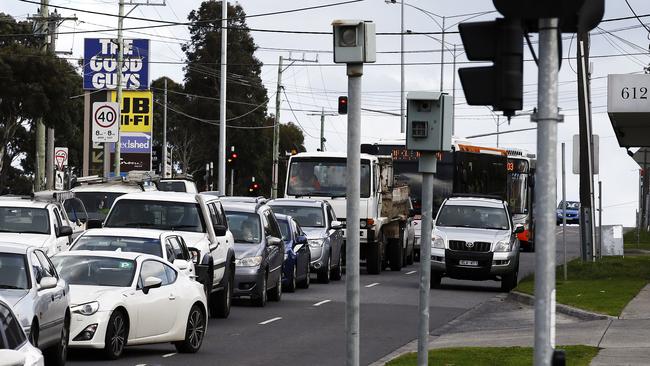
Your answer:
[92,102,120,142]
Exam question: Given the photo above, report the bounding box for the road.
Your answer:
[68,226,581,366]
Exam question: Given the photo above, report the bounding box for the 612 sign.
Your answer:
[92,102,120,143]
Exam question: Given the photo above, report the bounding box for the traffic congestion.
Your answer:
[0,139,537,365]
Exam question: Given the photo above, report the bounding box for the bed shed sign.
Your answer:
[83,38,150,90]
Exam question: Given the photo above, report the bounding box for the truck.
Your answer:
[284,152,412,274]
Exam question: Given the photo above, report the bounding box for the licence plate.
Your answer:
[459,260,479,266]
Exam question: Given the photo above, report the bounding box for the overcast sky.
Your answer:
[4,0,649,225]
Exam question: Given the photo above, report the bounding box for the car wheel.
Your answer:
[29,322,38,347]
[104,310,128,360]
[366,242,382,275]
[331,252,342,281]
[269,273,282,302]
[501,265,519,293]
[175,304,206,353]
[252,274,267,307]
[298,259,310,289]
[285,265,297,293]
[430,273,442,289]
[318,255,331,283]
[389,238,403,271]
[210,271,232,319]
[45,315,69,366]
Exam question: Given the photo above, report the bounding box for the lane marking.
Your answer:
[259,317,282,325]
[162,353,177,358]
[313,299,331,307]
[365,282,380,288]
[405,270,417,275]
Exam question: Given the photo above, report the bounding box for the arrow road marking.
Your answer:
[313,299,331,307]
[259,317,282,325]
[365,282,380,288]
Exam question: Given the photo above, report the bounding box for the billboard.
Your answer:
[83,38,150,90]
[109,91,153,173]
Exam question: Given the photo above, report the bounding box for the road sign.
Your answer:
[92,102,120,142]
[54,147,68,171]
[608,74,650,147]
[55,171,65,190]
[572,134,599,174]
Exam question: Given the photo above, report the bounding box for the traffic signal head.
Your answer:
[458,18,523,118]
[338,96,348,115]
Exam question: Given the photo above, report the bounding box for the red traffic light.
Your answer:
[253,183,259,189]
[338,96,348,115]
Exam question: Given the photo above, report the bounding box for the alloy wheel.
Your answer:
[188,308,205,349]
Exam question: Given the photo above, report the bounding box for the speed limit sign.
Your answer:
[92,102,120,142]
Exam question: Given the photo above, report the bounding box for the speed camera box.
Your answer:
[406,92,453,152]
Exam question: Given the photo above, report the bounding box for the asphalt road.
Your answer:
[68,226,582,366]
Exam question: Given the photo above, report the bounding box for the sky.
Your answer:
[3,0,649,226]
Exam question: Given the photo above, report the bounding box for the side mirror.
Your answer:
[143,276,162,294]
[173,259,189,271]
[267,236,283,247]
[38,276,58,290]
[330,220,343,230]
[295,235,308,244]
[293,243,304,252]
[213,224,228,237]
[188,247,201,264]
[0,350,26,366]
[86,219,103,229]
[514,224,525,234]
[57,226,73,238]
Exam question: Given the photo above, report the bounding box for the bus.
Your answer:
[506,148,537,251]
[361,139,509,259]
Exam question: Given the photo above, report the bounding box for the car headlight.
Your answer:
[308,239,324,248]
[494,240,512,252]
[235,256,263,267]
[71,301,99,316]
[432,237,445,249]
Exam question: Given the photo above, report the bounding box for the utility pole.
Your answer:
[400,0,405,133]
[34,0,48,192]
[272,54,318,198]
[113,0,125,176]
[534,17,560,366]
[307,108,337,151]
[577,31,596,261]
[218,0,227,194]
[162,78,168,178]
[562,142,568,281]
[439,16,446,92]
[452,43,457,135]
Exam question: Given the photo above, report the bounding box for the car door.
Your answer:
[326,204,343,262]
[262,210,283,285]
[134,260,177,339]
[293,221,309,276]
[29,251,57,346]
[34,250,67,346]
[207,202,229,283]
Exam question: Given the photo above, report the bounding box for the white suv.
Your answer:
[430,195,523,292]
[99,192,235,318]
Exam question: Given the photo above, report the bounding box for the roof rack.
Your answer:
[448,193,505,201]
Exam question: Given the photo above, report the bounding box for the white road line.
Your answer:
[258,317,282,325]
[405,270,417,275]
[365,282,380,288]
[313,299,331,307]
[162,353,177,358]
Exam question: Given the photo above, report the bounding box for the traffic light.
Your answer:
[227,146,238,164]
[338,96,348,115]
[248,180,260,194]
[458,18,523,118]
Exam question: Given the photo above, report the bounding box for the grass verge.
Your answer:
[516,256,650,316]
[623,229,650,250]
[386,345,599,366]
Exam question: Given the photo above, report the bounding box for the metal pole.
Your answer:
[113,0,124,176]
[45,13,56,190]
[451,44,457,136]
[534,18,559,366]
[400,0,405,133]
[272,56,283,199]
[35,0,48,191]
[439,16,445,92]
[562,143,567,281]
[345,63,362,366]
[320,107,325,151]
[162,78,168,177]
[598,181,602,259]
[418,154,436,366]
[230,168,234,196]
[218,0,228,194]
[496,116,500,148]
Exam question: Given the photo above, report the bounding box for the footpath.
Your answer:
[371,285,650,365]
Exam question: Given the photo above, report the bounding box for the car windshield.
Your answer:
[225,212,261,244]
[51,256,136,287]
[157,181,186,192]
[73,236,163,257]
[105,199,205,233]
[0,253,29,290]
[0,207,50,234]
[75,192,125,221]
[558,201,580,210]
[436,204,510,230]
[269,205,325,228]
[0,303,26,350]
[287,157,371,198]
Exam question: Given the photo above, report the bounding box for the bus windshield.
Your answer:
[287,157,371,198]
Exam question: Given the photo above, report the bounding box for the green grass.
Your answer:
[386,346,599,366]
[516,256,650,316]
[623,229,650,250]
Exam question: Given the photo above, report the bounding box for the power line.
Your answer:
[624,0,650,33]
[281,88,317,139]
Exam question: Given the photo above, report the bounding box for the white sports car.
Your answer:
[51,251,207,359]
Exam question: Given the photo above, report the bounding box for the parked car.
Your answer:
[70,228,197,277]
[157,179,198,194]
[0,297,44,366]
[101,192,235,318]
[267,199,344,283]
[0,198,74,256]
[51,251,207,359]
[222,201,284,307]
[430,195,522,292]
[0,243,69,366]
[275,214,311,292]
[557,200,580,225]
